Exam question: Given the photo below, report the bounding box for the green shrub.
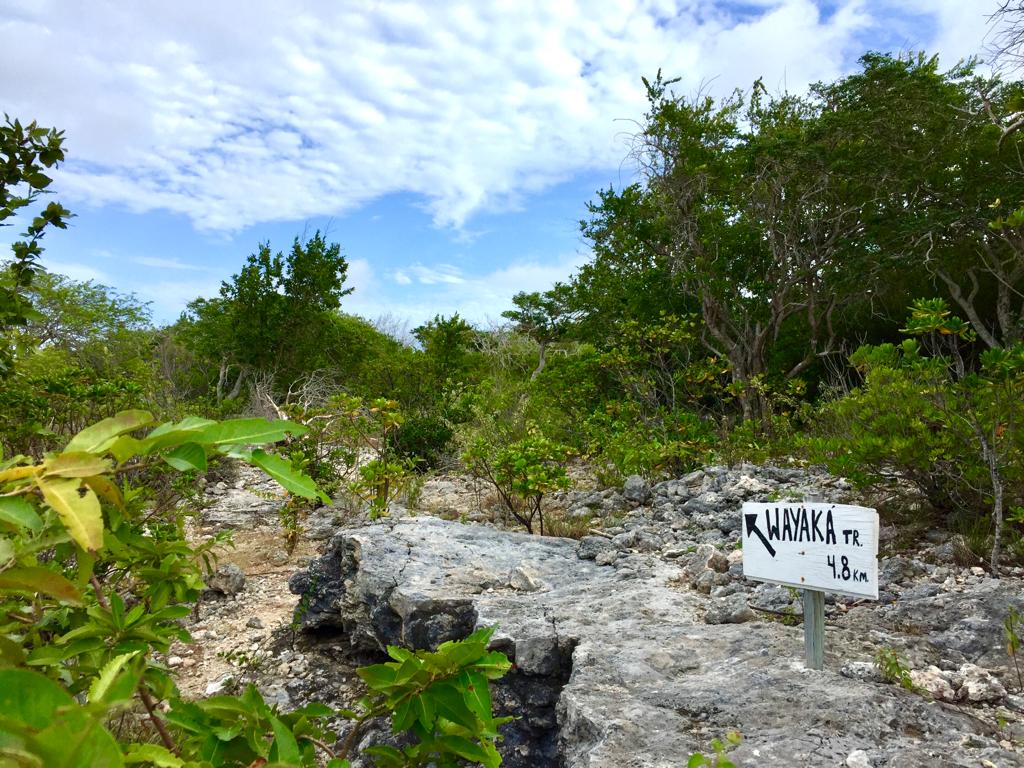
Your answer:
[463,428,571,534]
[584,404,714,480]
[388,413,454,471]
[0,410,511,767]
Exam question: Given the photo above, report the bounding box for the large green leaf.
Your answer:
[247,449,326,501]
[198,418,306,447]
[88,651,141,705]
[64,410,153,454]
[268,714,302,764]
[0,495,43,532]
[37,477,104,552]
[0,669,124,767]
[42,452,112,479]
[161,443,207,473]
[142,417,217,454]
[0,567,83,604]
[106,436,146,464]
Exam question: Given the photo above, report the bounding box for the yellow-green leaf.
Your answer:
[0,464,39,484]
[124,744,184,767]
[83,475,125,511]
[64,410,153,454]
[37,477,104,552]
[107,435,146,464]
[0,538,13,567]
[0,566,84,604]
[42,452,112,479]
[88,650,140,704]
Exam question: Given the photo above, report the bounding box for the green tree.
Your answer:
[501,291,568,379]
[636,74,865,421]
[412,313,478,388]
[0,116,72,374]
[815,53,1024,351]
[573,183,686,343]
[179,232,352,397]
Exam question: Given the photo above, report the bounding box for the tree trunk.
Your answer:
[531,342,547,380]
[226,366,248,401]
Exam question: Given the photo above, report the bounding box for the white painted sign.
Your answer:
[741,501,879,600]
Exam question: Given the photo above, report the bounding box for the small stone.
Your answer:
[970,566,986,577]
[909,666,956,701]
[270,550,290,567]
[246,617,264,629]
[956,663,1006,702]
[704,593,754,624]
[595,550,617,566]
[623,474,651,503]
[166,655,183,668]
[204,674,234,696]
[206,563,246,596]
[578,536,615,561]
[508,565,542,592]
[840,661,883,683]
[846,750,872,768]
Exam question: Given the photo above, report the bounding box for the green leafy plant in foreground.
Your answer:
[336,626,513,767]
[0,409,511,767]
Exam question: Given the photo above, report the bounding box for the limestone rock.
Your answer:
[206,563,246,596]
[622,474,651,504]
[957,663,1007,703]
[290,517,1021,768]
[577,536,615,561]
[704,593,754,624]
[909,665,957,701]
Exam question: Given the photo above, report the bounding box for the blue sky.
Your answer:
[0,0,997,330]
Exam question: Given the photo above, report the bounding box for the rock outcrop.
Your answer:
[291,506,1024,767]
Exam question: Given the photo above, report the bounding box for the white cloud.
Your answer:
[131,278,222,321]
[345,257,376,295]
[42,260,111,284]
[133,255,217,271]
[407,264,466,285]
[0,1,991,233]
[345,251,591,329]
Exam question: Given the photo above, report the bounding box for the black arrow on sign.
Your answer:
[745,513,776,558]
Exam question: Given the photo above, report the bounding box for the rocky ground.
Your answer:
[173,463,1024,767]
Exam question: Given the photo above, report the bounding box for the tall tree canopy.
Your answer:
[567,54,1024,420]
[179,232,352,396]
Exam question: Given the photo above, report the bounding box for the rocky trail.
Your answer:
[174,463,1024,767]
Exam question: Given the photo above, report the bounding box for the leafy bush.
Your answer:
[0,410,512,767]
[463,429,571,534]
[583,404,714,481]
[802,300,1024,570]
[388,413,454,472]
[340,626,512,767]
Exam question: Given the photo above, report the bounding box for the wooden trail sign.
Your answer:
[741,500,879,670]
[741,501,879,599]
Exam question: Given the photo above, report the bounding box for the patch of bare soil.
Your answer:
[170,528,320,699]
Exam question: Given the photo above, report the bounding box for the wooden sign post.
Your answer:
[741,498,879,670]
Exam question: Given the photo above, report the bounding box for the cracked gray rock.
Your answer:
[290,516,1023,767]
